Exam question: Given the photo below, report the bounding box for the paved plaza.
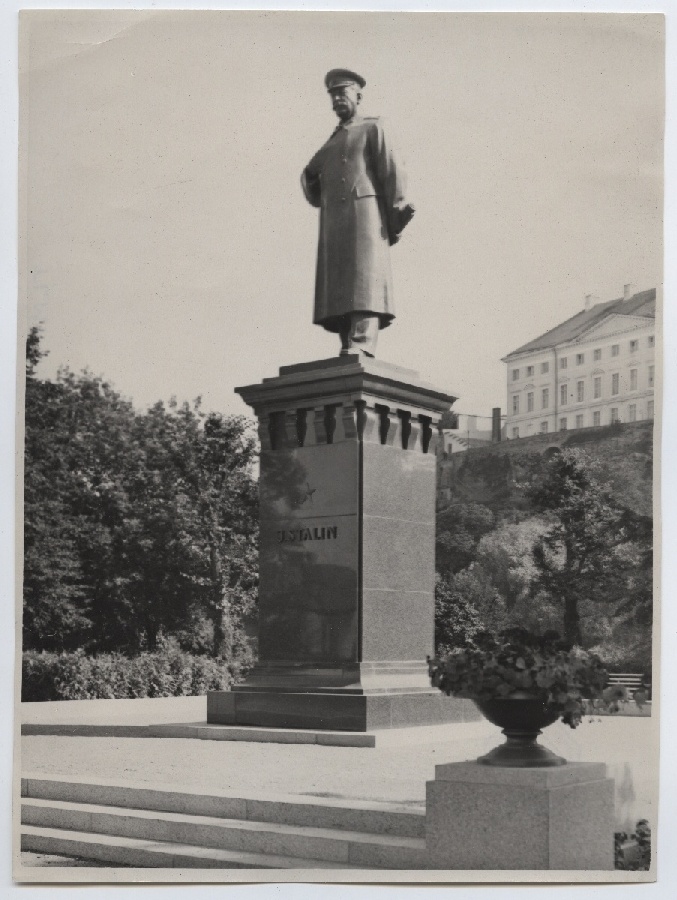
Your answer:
[20,697,656,832]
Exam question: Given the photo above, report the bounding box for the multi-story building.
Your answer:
[502,286,656,438]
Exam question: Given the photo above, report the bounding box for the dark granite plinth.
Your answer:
[207,689,479,732]
[212,355,459,731]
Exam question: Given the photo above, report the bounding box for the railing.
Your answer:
[607,673,651,701]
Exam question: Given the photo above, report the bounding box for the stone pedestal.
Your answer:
[208,354,478,731]
[426,761,615,870]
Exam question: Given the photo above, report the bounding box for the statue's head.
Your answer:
[325,69,365,122]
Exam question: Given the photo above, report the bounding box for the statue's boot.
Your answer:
[339,312,379,357]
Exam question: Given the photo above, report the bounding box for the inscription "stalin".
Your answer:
[277,526,338,543]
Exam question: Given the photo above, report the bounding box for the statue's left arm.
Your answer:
[301,145,326,209]
[372,119,415,246]
[301,167,322,208]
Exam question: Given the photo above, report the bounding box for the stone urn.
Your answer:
[476,691,567,768]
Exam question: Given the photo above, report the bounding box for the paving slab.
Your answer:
[21,696,206,726]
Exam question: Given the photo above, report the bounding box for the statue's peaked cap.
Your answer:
[325,68,366,91]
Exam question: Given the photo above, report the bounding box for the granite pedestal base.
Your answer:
[426,761,615,870]
[214,355,460,733]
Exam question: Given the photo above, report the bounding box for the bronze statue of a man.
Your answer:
[301,69,414,357]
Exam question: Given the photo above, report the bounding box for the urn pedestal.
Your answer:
[207,354,479,731]
[426,761,615,870]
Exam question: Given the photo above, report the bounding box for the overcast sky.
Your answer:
[20,9,663,420]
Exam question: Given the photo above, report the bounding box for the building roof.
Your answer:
[503,288,656,360]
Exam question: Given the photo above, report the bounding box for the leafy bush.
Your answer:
[615,820,651,870]
[587,625,652,676]
[21,642,239,701]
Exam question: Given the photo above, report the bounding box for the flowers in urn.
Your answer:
[428,628,631,767]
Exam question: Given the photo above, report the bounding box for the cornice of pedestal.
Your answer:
[235,354,457,417]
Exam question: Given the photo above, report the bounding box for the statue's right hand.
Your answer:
[399,204,415,228]
[392,203,415,237]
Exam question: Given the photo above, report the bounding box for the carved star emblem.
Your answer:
[299,482,316,506]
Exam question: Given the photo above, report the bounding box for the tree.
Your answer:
[73,398,258,656]
[434,573,486,656]
[435,501,495,577]
[526,448,650,647]
[22,328,259,660]
[470,517,563,635]
[474,518,546,613]
[23,327,95,649]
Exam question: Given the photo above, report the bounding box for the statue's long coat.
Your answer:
[301,116,411,332]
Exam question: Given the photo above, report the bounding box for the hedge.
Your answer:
[22,645,236,701]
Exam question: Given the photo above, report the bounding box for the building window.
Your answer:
[512,368,519,382]
[630,369,637,391]
[512,394,520,415]
[575,414,584,429]
[628,404,637,422]
[648,335,655,348]
[541,361,549,374]
[648,365,654,388]
[611,408,619,424]
[560,384,567,405]
[576,353,585,365]
[593,376,602,399]
[611,373,619,395]
[577,381,584,402]
[629,339,639,353]
[611,344,620,357]
[527,392,534,412]
[559,357,568,369]
[542,388,549,409]
[593,411,601,426]
[648,400,654,418]
[559,418,567,431]
[540,421,548,434]
[594,348,602,361]
[512,427,519,439]
[526,366,534,377]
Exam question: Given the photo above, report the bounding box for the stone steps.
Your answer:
[20,776,428,870]
[21,826,357,869]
